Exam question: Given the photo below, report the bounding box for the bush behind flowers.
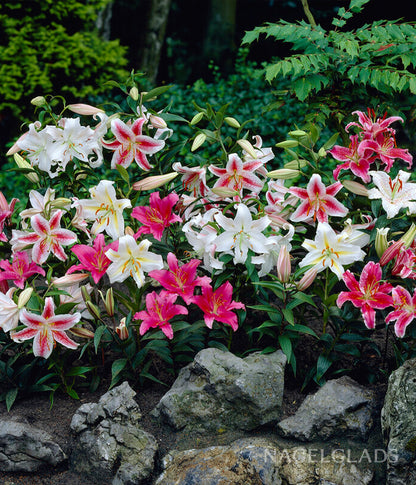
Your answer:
[1,72,416,409]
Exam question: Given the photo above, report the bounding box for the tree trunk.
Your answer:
[96,0,114,41]
[138,0,172,85]
[203,0,237,75]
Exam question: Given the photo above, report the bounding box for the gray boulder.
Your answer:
[70,381,158,485]
[0,418,66,472]
[155,438,373,485]
[381,357,416,485]
[152,348,286,431]
[277,376,376,441]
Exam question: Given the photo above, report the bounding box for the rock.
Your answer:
[0,417,66,472]
[70,381,158,484]
[152,348,286,431]
[277,376,376,441]
[381,357,416,485]
[155,438,374,485]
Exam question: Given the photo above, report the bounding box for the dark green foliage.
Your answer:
[0,1,128,124]
[242,0,416,135]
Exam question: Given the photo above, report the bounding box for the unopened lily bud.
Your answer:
[284,159,308,170]
[116,317,129,340]
[379,239,404,266]
[275,140,299,149]
[288,130,307,137]
[81,285,91,303]
[375,228,390,258]
[6,140,21,156]
[224,117,240,128]
[277,246,291,283]
[341,180,369,197]
[17,288,33,308]
[132,172,178,191]
[67,103,104,115]
[104,288,114,317]
[14,153,39,183]
[210,187,240,198]
[401,223,416,248]
[31,96,46,107]
[149,114,167,129]
[237,139,257,159]
[51,197,72,209]
[125,226,135,237]
[190,112,204,125]
[70,326,95,339]
[191,133,207,151]
[129,86,139,101]
[318,147,327,158]
[52,273,89,287]
[86,301,101,320]
[296,268,318,291]
[267,168,300,180]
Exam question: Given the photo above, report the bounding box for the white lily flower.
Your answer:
[75,180,131,240]
[105,235,163,288]
[0,288,22,332]
[367,170,416,219]
[299,222,366,279]
[214,203,270,265]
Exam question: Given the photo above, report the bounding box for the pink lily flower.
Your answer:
[190,281,245,331]
[0,251,45,289]
[134,290,188,339]
[172,162,209,197]
[208,153,264,195]
[11,297,81,359]
[329,135,375,183]
[132,192,182,241]
[12,210,77,265]
[102,117,165,171]
[346,109,404,139]
[386,286,416,338]
[148,252,211,304]
[67,234,118,284]
[337,261,393,329]
[289,173,348,223]
[359,132,413,172]
[0,191,18,242]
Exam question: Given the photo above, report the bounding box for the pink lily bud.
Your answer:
[296,268,318,291]
[132,172,178,191]
[149,114,167,129]
[116,317,129,340]
[70,326,95,339]
[379,240,404,266]
[125,226,135,237]
[52,273,89,287]
[67,103,104,116]
[277,246,291,283]
[341,180,369,197]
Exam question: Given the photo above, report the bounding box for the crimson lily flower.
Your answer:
[346,109,404,139]
[132,192,182,241]
[337,261,393,329]
[67,234,118,284]
[208,153,264,195]
[0,251,45,289]
[0,191,18,242]
[190,281,245,331]
[149,252,211,304]
[134,290,188,339]
[329,135,375,183]
[11,297,81,359]
[12,211,77,265]
[359,132,413,172]
[386,286,416,338]
[289,173,348,223]
[102,118,165,171]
